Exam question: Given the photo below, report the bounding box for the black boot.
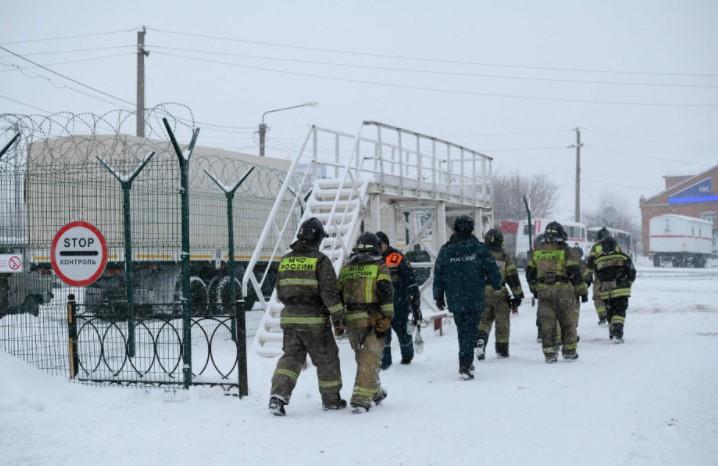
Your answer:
[373,388,388,405]
[322,395,347,411]
[611,323,624,344]
[381,347,392,370]
[459,358,475,380]
[495,342,509,358]
[476,331,488,361]
[268,396,287,416]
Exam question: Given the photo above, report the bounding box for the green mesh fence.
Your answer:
[0,108,300,388]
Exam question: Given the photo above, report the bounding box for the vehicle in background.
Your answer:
[588,227,635,258]
[515,218,588,268]
[648,214,712,268]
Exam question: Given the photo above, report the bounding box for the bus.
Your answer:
[515,218,588,267]
[587,227,635,258]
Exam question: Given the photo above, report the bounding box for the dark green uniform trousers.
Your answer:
[271,326,342,404]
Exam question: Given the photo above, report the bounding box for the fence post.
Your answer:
[205,167,254,398]
[164,118,200,389]
[66,293,79,379]
[96,152,155,359]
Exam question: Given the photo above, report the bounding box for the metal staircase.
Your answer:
[242,121,494,357]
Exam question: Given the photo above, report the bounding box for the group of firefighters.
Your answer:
[268,215,636,416]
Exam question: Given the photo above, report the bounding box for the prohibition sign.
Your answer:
[51,221,108,287]
[8,256,21,271]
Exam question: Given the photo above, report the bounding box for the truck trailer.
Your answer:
[649,214,712,268]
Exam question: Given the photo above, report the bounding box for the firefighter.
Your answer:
[526,222,588,363]
[269,217,346,416]
[433,215,501,379]
[476,228,524,360]
[338,232,394,413]
[587,236,636,343]
[375,231,421,369]
[586,227,613,325]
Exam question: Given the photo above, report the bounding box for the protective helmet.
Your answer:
[601,236,617,253]
[453,215,475,234]
[375,231,390,247]
[544,221,567,243]
[355,232,380,255]
[484,228,504,250]
[597,227,611,241]
[296,217,327,245]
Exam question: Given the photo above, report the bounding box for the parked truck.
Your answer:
[2,133,300,318]
[649,214,712,268]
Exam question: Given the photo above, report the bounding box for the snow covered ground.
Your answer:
[2,266,717,466]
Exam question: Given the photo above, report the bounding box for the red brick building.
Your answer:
[639,164,718,256]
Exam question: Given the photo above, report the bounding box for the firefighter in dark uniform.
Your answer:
[587,236,636,343]
[375,231,421,369]
[586,227,613,325]
[476,228,524,360]
[526,222,588,363]
[433,215,502,379]
[269,218,346,416]
[338,232,394,413]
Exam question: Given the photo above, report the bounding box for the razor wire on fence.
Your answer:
[0,105,302,391]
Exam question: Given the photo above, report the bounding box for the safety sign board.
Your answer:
[0,254,23,273]
[51,221,108,287]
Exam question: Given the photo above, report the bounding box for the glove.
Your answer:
[581,294,589,303]
[509,297,522,314]
[373,315,392,338]
[435,297,446,311]
[333,319,346,338]
[411,305,423,324]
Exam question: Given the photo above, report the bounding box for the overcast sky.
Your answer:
[2,0,717,224]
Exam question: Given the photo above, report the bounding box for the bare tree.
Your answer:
[582,192,640,237]
[493,172,559,220]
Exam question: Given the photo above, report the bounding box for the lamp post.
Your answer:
[258,102,318,156]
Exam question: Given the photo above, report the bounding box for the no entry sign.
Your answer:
[51,221,108,287]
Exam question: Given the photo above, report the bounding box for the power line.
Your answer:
[148,27,718,79]
[584,128,715,154]
[0,46,134,107]
[0,94,51,113]
[0,28,138,46]
[589,145,712,167]
[0,45,135,57]
[147,45,718,89]
[153,51,718,108]
[0,53,134,73]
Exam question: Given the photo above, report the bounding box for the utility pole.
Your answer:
[136,26,149,138]
[258,122,267,157]
[568,127,583,222]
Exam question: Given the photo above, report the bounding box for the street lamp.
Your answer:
[258,101,318,156]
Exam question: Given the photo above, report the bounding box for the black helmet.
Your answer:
[296,217,327,245]
[375,231,390,247]
[484,228,504,250]
[597,227,611,241]
[601,236,617,253]
[453,215,475,234]
[355,232,380,255]
[544,221,567,243]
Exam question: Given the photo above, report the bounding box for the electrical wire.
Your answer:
[0,53,134,73]
[0,45,135,57]
[0,94,51,113]
[0,46,134,106]
[148,27,718,79]
[147,45,718,89]
[0,28,138,46]
[152,51,718,108]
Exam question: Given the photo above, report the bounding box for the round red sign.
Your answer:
[51,221,108,287]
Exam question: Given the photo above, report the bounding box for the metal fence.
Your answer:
[0,107,299,392]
